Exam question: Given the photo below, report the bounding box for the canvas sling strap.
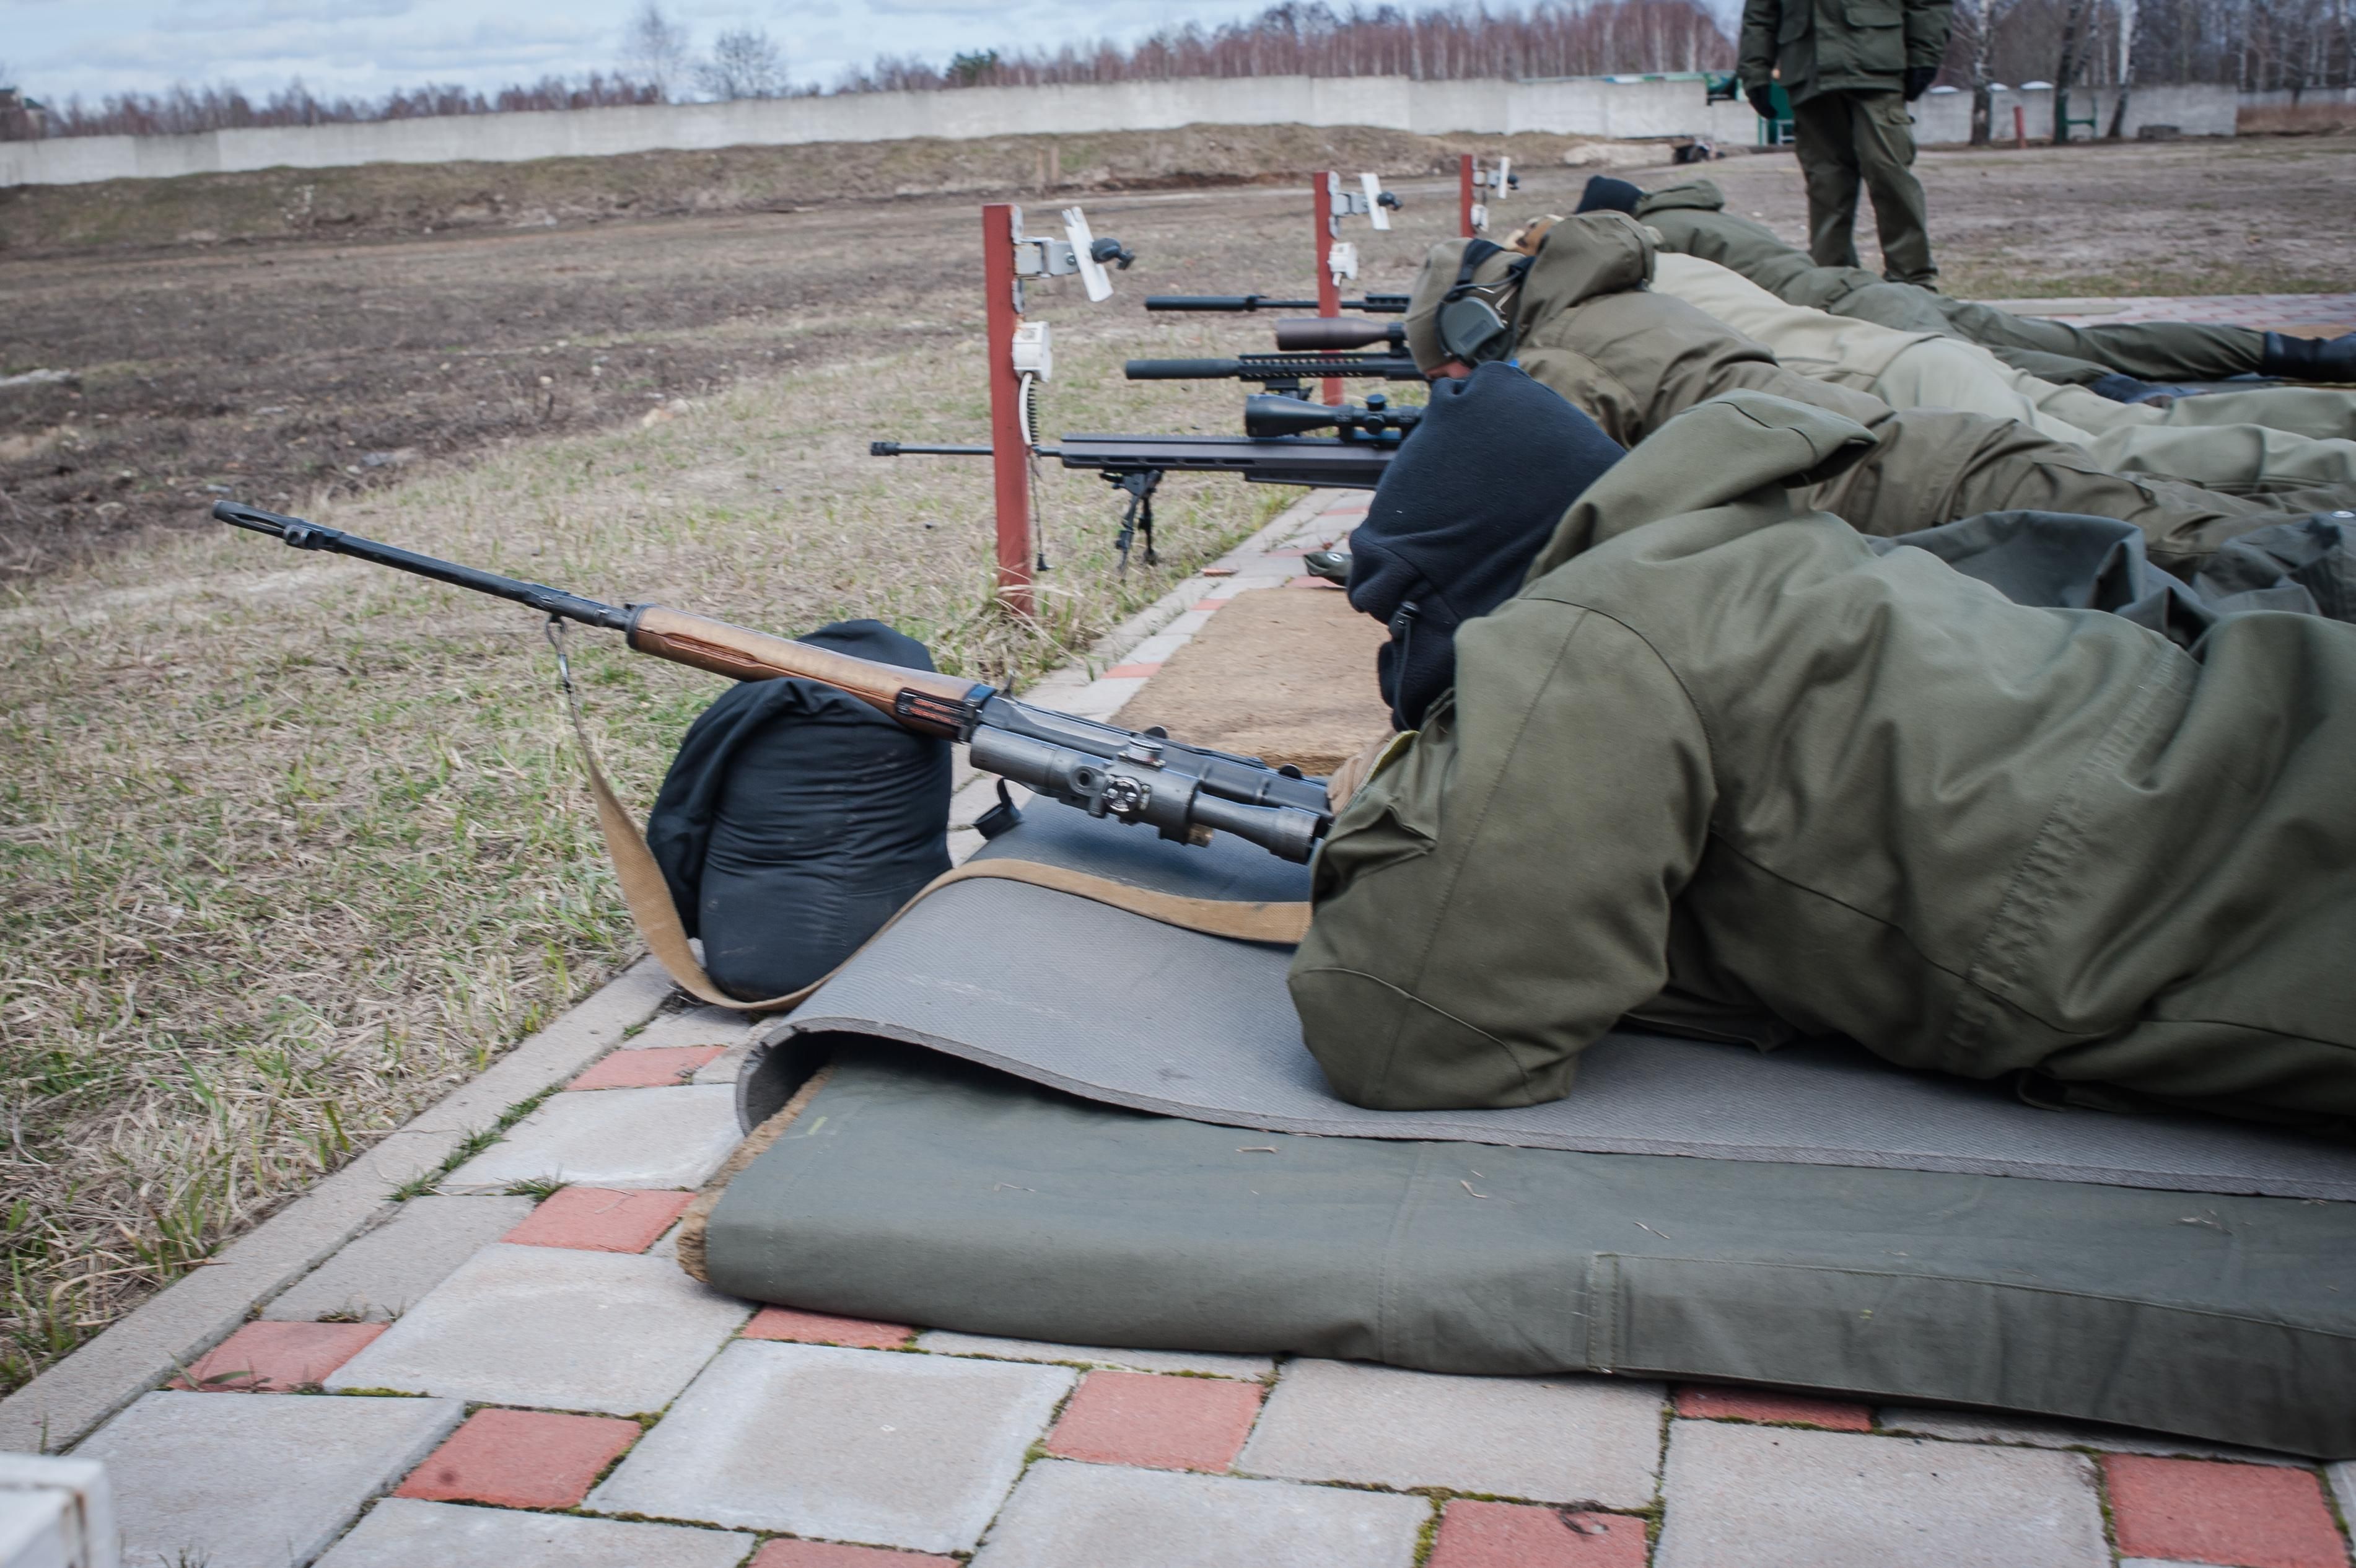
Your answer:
[548,620,1312,1013]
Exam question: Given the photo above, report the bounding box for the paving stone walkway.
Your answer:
[37,491,2356,1567]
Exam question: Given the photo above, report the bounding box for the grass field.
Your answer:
[0,326,1292,1393]
[3,130,2353,1396]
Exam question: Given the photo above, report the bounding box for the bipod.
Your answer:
[1105,468,1162,572]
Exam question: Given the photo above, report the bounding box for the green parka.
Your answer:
[1289,392,2356,1129]
[1739,0,1951,102]
[1634,180,2277,387]
[1411,217,2276,571]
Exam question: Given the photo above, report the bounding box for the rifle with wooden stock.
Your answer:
[212,501,1336,863]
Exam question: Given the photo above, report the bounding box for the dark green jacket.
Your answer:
[1739,0,1951,102]
[1484,216,2264,569]
[1289,392,2356,1128]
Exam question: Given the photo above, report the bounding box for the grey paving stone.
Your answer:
[630,1005,756,1051]
[971,1459,1425,1568]
[2332,1463,2355,1544]
[916,1331,1274,1380]
[0,957,672,1455]
[1237,1359,1665,1507]
[1654,1421,2108,1568]
[75,1390,462,1568]
[1876,1406,2301,1465]
[588,1339,1073,1553]
[442,1085,740,1191]
[691,1038,753,1084]
[318,1498,755,1567]
[263,1196,534,1322]
[322,1245,748,1416]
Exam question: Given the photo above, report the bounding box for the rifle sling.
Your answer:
[564,701,1312,1014]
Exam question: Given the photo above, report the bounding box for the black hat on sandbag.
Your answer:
[1346,362,1625,730]
[1575,175,1644,214]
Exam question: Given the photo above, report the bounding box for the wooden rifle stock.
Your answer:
[625,605,987,734]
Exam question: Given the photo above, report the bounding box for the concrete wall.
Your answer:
[0,75,1753,188]
[0,74,2240,189]
[1907,81,2238,142]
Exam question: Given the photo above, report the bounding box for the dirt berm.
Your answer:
[0,123,1646,258]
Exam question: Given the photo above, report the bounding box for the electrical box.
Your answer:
[1010,320,1053,381]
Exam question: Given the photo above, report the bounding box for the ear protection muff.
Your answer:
[1435,239,1531,366]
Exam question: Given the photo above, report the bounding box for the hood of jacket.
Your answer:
[1524,390,1879,579]
[1634,179,1728,216]
[1512,211,1657,344]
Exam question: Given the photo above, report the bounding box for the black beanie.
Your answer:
[1346,364,1625,729]
[1576,175,1643,215]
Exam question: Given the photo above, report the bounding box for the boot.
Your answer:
[2259,331,2356,382]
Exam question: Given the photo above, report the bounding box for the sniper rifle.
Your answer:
[212,501,1335,863]
[871,409,1409,564]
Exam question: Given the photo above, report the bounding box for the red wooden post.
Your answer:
[979,203,1033,618]
[2013,103,2028,149]
[1460,153,1476,237]
[1312,171,1342,405]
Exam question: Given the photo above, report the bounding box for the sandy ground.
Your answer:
[3,133,2350,579]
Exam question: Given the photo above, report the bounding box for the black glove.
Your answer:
[1746,84,1779,120]
[1903,66,1937,101]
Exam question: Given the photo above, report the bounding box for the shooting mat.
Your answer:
[743,805,2356,1202]
[698,806,2356,1456]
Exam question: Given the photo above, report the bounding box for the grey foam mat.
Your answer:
[760,807,2356,1201]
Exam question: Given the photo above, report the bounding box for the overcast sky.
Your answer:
[0,0,1282,105]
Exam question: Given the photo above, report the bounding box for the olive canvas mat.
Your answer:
[701,1043,2356,1458]
[755,806,2356,1201]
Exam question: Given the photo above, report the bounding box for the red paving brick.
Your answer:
[750,1541,959,1567]
[396,1407,640,1509]
[171,1321,385,1391]
[1105,662,1163,679]
[502,1186,694,1253]
[1428,1500,1650,1568]
[1672,1383,1874,1431]
[1192,598,1228,611]
[2104,1455,2346,1568]
[567,1045,725,1089]
[1044,1370,1264,1473]
[741,1306,915,1349]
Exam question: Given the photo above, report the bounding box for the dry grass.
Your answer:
[0,319,1289,1393]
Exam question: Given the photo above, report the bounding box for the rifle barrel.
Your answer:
[212,501,634,630]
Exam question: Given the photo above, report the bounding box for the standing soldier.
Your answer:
[1740,0,1952,286]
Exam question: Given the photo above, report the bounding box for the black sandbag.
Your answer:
[646,620,950,1001]
[1346,362,1625,729]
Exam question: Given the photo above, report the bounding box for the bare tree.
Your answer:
[621,2,692,102]
[696,27,789,100]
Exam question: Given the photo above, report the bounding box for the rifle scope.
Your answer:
[1243,393,1423,441]
[1124,353,1422,383]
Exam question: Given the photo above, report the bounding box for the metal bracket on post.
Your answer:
[1463,155,1516,236]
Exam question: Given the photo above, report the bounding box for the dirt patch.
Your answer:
[1113,584,1393,774]
[1689,133,2356,299]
